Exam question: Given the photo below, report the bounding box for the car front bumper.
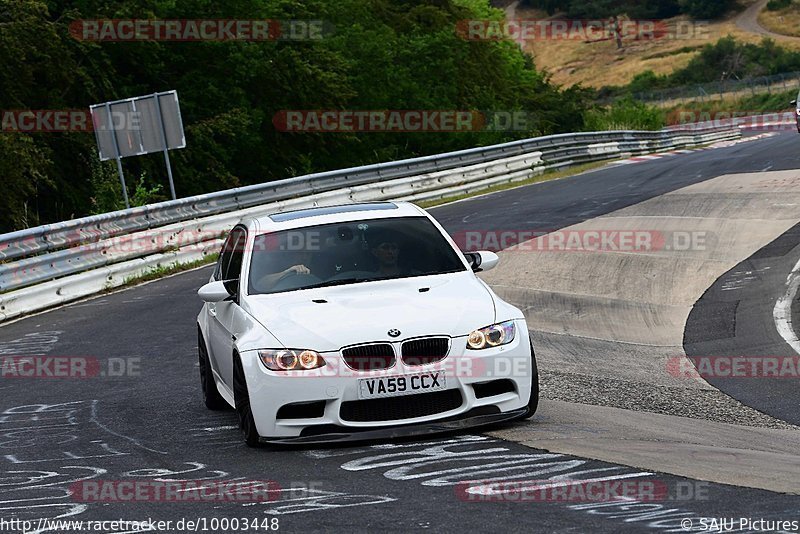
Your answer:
[240,319,533,440]
[259,407,528,445]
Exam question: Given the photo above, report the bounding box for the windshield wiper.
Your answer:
[298,277,371,290]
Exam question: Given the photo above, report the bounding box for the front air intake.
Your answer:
[341,343,396,371]
[401,337,450,366]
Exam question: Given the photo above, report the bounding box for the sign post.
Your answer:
[104,102,130,209]
[90,90,186,207]
[153,94,177,200]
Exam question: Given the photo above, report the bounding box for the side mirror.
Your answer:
[198,280,233,303]
[465,251,500,272]
[223,278,239,299]
[791,100,797,106]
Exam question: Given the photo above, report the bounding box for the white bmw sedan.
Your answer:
[197,201,538,445]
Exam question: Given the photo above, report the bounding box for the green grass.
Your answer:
[676,90,796,113]
[113,253,219,291]
[724,90,798,112]
[415,161,611,209]
[664,89,797,125]
[585,98,666,131]
[642,45,705,60]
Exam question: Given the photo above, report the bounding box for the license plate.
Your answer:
[358,372,447,399]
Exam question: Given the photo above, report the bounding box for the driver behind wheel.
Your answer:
[371,239,401,277]
[368,228,420,278]
[255,248,315,291]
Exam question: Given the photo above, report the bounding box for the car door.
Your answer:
[208,225,247,389]
[796,89,800,132]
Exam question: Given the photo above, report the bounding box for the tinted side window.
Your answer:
[216,227,246,287]
[214,231,237,281]
[225,230,246,283]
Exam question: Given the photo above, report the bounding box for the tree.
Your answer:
[678,0,734,19]
[0,0,589,232]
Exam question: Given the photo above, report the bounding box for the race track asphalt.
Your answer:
[1,130,798,532]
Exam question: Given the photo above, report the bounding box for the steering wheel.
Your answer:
[327,269,375,281]
[269,271,323,292]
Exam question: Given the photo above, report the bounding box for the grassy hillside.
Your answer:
[759,1,800,37]
[513,0,800,88]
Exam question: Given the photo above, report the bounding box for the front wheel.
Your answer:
[199,328,227,410]
[233,352,262,447]
[519,338,539,419]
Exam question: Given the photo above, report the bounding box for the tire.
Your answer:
[198,328,227,410]
[233,352,262,447]
[519,337,540,419]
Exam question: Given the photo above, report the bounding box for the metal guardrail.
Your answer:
[0,129,719,263]
[0,126,739,308]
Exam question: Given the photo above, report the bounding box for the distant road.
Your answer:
[504,0,519,19]
[736,0,800,41]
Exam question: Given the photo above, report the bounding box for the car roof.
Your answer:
[240,201,427,233]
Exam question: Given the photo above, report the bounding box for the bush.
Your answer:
[600,36,800,97]
[522,0,726,19]
[584,98,665,131]
[678,0,734,18]
[90,168,165,215]
[628,70,668,94]
[766,0,792,10]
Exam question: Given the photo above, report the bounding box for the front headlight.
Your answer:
[466,320,516,350]
[258,349,326,371]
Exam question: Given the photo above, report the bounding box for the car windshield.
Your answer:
[248,216,467,295]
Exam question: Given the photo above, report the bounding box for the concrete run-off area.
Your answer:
[481,169,800,493]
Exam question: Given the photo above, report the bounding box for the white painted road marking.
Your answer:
[774,256,800,356]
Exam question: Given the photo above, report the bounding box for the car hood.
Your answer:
[244,272,496,352]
